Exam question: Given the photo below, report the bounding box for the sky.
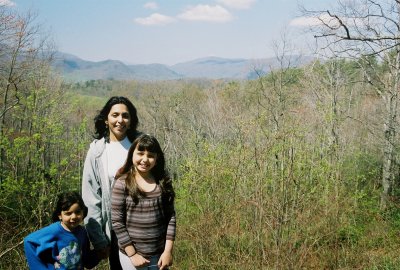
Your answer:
[3,0,332,65]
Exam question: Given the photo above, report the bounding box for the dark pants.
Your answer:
[110,230,123,270]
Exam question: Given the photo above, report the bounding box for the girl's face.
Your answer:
[58,203,84,232]
[105,104,131,142]
[132,146,157,175]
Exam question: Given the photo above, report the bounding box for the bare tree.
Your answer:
[302,0,400,209]
[0,5,54,183]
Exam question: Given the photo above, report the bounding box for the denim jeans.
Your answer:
[119,252,166,270]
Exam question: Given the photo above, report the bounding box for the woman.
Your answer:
[82,96,141,270]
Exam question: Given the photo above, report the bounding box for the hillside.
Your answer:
[53,52,314,81]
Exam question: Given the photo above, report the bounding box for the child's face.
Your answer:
[132,146,157,175]
[58,203,84,231]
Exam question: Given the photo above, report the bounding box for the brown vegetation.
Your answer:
[1,2,400,270]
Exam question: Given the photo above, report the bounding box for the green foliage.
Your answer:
[367,257,400,270]
[2,21,400,269]
[63,79,114,97]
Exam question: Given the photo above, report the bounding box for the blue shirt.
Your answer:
[24,221,99,269]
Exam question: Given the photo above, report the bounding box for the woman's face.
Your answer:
[105,103,131,141]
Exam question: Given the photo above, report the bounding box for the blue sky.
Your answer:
[4,0,332,65]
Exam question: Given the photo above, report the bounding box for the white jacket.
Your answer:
[82,138,113,250]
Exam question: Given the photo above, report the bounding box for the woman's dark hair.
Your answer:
[51,191,88,222]
[116,134,174,204]
[94,96,139,142]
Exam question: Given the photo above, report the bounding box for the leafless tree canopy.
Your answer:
[302,0,400,59]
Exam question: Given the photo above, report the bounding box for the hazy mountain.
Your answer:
[53,52,313,82]
[171,57,254,79]
[127,63,182,80]
[53,52,182,81]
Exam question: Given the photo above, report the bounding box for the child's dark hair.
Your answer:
[51,191,88,222]
[116,134,175,204]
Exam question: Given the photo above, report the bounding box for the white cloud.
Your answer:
[134,13,176,26]
[216,0,256,10]
[177,5,233,23]
[289,14,339,27]
[290,13,375,35]
[289,16,322,27]
[0,0,15,6]
[144,2,158,10]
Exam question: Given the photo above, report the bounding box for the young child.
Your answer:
[24,191,100,269]
[111,134,176,270]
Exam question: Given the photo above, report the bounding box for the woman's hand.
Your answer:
[158,250,173,270]
[95,246,110,260]
[130,253,150,267]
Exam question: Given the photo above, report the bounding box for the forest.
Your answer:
[2,1,400,269]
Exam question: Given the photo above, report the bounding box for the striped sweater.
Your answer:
[111,176,176,257]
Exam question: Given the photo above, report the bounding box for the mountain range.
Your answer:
[53,52,314,82]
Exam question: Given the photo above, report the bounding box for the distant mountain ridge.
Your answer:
[53,52,313,82]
